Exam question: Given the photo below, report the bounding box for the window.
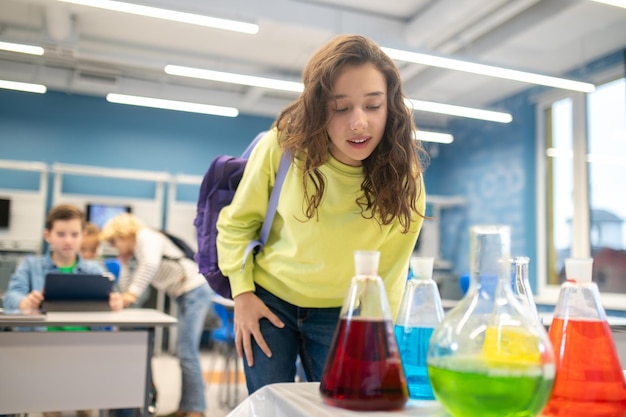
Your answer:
[540,77,626,301]
[587,78,626,293]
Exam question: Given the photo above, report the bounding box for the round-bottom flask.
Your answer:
[427,225,555,417]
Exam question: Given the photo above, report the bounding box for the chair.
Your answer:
[209,302,240,409]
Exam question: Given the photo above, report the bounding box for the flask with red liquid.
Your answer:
[543,257,626,417]
[319,250,408,411]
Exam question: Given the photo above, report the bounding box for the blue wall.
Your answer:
[434,91,537,282]
[0,89,275,204]
[0,89,274,175]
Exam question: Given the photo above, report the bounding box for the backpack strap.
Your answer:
[240,150,291,271]
[241,131,267,159]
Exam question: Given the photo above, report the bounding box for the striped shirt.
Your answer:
[118,228,207,299]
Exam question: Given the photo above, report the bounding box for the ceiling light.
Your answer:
[416,130,454,144]
[0,41,44,55]
[106,93,238,117]
[407,99,512,123]
[383,47,595,93]
[165,65,304,93]
[167,65,511,122]
[58,0,259,34]
[0,80,47,94]
[591,0,626,8]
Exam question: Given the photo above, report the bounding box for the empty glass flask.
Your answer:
[427,225,556,417]
[511,256,540,321]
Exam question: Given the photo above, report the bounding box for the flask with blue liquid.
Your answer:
[395,257,444,400]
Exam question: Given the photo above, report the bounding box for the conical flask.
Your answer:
[319,250,408,411]
[543,257,626,417]
[427,225,556,417]
[511,256,540,321]
[395,257,444,400]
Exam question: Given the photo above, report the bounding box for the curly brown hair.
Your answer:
[275,34,427,232]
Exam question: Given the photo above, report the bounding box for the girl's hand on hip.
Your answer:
[233,291,284,367]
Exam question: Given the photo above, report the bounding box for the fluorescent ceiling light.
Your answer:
[416,130,454,144]
[58,0,259,34]
[167,65,511,122]
[106,93,238,117]
[0,41,44,55]
[383,47,595,93]
[165,65,304,93]
[0,80,47,94]
[591,0,626,8]
[408,99,512,123]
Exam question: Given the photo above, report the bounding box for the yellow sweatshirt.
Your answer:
[216,129,425,315]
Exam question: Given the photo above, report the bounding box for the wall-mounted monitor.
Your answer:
[0,198,10,228]
[86,203,132,229]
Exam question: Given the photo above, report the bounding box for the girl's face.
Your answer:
[326,62,388,167]
[44,218,83,264]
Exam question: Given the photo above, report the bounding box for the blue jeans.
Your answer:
[176,282,213,412]
[244,285,341,394]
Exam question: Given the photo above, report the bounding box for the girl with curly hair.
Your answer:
[216,34,427,394]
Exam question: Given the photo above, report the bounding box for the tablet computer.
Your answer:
[42,272,114,312]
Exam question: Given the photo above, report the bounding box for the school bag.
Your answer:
[194,131,291,299]
[161,230,196,260]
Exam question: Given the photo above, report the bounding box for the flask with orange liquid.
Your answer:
[319,250,408,411]
[543,257,626,417]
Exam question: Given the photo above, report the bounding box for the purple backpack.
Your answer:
[193,132,290,299]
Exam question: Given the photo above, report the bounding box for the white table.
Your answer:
[227,382,448,417]
[0,308,177,416]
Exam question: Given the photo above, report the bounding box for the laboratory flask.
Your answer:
[319,250,408,411]
[395,257,444,400]
[427,225,555,417]
[512,256,540,321]
[543,257,626,417]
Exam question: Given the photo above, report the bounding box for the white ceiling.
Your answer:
[1,0,625,126]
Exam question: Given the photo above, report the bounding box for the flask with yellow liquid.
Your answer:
[427,225,556,417]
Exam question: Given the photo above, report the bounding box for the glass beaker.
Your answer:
[395,257,444,400]
[543,258,626,417]
[511,256,540,321]
[319,250,408,411]
[427,225,555,417]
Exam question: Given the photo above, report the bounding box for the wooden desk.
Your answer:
[0,308,177,416]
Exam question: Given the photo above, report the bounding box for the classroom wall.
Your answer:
[0,89,274,179]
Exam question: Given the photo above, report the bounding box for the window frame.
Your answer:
[535,68,626,310]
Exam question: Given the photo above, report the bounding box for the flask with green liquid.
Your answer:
[427,225,556,417]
